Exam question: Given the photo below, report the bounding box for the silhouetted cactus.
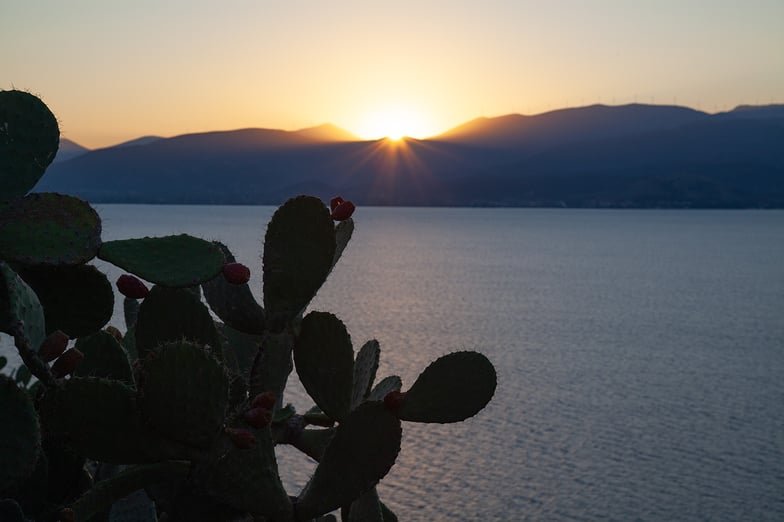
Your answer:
[0,90,497,521]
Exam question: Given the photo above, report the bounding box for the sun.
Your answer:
[358,105,431,141]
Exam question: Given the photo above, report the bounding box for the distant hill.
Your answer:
[53,138,89,163]
[109,136,164,149]
[35,105,784,208]
[292,123,359,142]
[435,104,709,151]
[721,104,784,120]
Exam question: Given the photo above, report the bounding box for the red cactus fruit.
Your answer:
[331,200,356,221]
[244,407,272,429]
[251,391,277,410]
[116,274,149,299]
[383,390,406,413]
[329,196,345,212]
[51,348,84,378]
[38,330,69,363]
[105,325,124,342]
[225,427,256,449]
[59,508,76,522]
[222,262,251,285]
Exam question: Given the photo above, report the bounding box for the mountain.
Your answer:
[448,117,784,207]
[110,136,164,149]
[35,105,784,208]
[721,104,784,120]
[292,123,359,142]
[435,104,709,151]
[53,138,89,163]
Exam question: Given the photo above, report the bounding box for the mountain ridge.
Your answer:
[37,103,784,208]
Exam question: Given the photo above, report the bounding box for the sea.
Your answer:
[3,205,783,521]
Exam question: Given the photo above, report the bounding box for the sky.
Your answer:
[2,0,783,148]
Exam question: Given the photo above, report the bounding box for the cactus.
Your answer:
[202,241,266,334]
[99,235,224,287]
[0,90,59,202]
[0,193,102,266]
[0,261,46,352]
[294,311,355,421]
[14,263,113,338]
[133,285,223,360]
[0,91,497,521]
[397,351,497,423]
[351,339,380,409]
[136,340,229,449]
[263,195,336,328]
[73,331,133,384]
[0,375,41,492]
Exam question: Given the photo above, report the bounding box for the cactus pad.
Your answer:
[69,461,191,522]
[134,286,223,360]
[99,234,224,287]
[248,331,293,402]
[347,487,384,522]
[0,375,41,492]
[297,428,336,461]
[399,351,497,423]
[15,263,113,338]
[263,196,336,326]
[0,262,45,352]
[74,330,134,384]
[0,193,101,265]
[202,242,265,334]
[218,323,263,378]
[39,377,188,463]
[137,340,229,449]
[296,401,402,520]
[194,427,292,519]
[332,218,354,269]
[368,375,403,402]
[294,311,354,421]
[0,499,28,522]
[123,296,140,330]
[352,340,380,408]
[0,90,59,202]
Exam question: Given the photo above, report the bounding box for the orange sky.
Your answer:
[2,1,783,149]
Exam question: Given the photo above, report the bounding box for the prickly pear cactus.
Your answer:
[0,193,102,266]
[0,91,498,522]
[137,340,229,449]
[99,234,225,287]
[0,90,59,202]
[0,375,41,492]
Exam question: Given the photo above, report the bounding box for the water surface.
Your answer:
[3,206,783,520]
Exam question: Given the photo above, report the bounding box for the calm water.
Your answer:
[4,206,784,520]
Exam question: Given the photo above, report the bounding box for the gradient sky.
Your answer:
[2,1,783,148]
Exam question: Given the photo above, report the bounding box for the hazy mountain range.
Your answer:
[36,104,784,208]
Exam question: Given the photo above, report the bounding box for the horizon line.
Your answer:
[61,100,784,150]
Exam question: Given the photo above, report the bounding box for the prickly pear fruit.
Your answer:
[331,201,355,221]
[59,508,76,522]
[383,390,406,413]
[51,348,84,378]
[329,196,345,212]
[38,330,69,363]
[251,391,277,410]
[244,407,272,428]
[222,262,251,285]
[104,325,123,342]
[116,274,149,299]
[225,427,256,449]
